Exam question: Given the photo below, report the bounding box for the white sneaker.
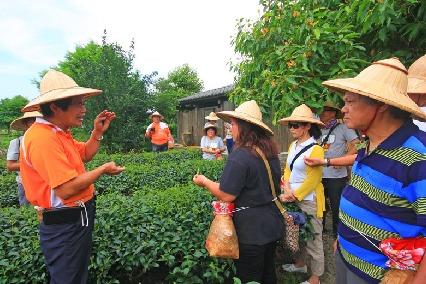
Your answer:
[300,281,320,284]
[282,264,307,273]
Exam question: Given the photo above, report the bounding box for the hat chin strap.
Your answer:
[360,106,380,136]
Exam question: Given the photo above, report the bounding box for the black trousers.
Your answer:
[39,200,95,284]
[234,241,277,284]
[322,177,348,237]
[152,143,168,152]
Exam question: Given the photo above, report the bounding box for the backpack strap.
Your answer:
[320,122,340,146]
[289,143,317,171]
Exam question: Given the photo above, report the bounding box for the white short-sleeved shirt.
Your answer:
[7,136,23,183]
[287,137,317,201]
[200,136,224,160]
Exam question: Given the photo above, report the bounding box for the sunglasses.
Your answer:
[288,122,307,129]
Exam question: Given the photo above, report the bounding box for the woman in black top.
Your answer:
[193,100,284,284]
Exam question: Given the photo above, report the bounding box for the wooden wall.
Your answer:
[177,100,293,153]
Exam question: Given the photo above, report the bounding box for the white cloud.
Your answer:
[0,0,261,99]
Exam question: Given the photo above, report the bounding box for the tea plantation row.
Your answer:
[0,149,235,283]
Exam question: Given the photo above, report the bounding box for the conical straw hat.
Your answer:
[324,101,341,111]
[322,57,426,120]
[205,112,220,121]
[217,100,273,135]
[22,70,102,112]
[149,111,164,120]
[204,122,218,130]
[10,111,42,131]
[408,54,426,95]
[279,104,324,126]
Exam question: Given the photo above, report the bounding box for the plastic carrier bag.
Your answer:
[205,201,239,259]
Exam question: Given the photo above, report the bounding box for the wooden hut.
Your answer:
[177,85,292,153]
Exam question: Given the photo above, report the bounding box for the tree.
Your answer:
[0,96,29,131]
[35,31,156,152]
[153,64,203,134]
[231,0,426,121]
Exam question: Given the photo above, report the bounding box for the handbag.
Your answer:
[254,147,300,255]
[379,237,425,284]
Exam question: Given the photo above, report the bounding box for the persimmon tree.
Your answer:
[231,0,426,121]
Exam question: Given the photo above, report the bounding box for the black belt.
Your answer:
[42,199,93,225]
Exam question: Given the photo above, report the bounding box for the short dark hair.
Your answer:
[361,96,410,121]
[234,118,279,159]
[40,97,73,117]
[204,127,217,135]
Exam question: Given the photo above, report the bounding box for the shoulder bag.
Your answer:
[254,146,300,254]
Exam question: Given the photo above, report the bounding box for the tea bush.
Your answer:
[0,148,225,207]
[94,159,225,195]
[0,185,234,283]
[0,171,18,207]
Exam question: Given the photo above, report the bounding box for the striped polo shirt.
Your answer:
[338,120,426,283]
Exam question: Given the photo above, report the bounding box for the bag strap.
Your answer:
[289,143,317,171]
[320,122,340,146]
[254,146,287,216]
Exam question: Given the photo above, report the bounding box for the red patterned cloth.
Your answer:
[212,201,235,217]
[379,237,426,271]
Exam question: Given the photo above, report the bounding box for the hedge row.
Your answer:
[0,185,235,283]
[0,149,225,207]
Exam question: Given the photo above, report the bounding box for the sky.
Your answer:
[0,0,261,100]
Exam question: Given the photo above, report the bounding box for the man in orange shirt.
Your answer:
[20,70,124,284]
[145,111,172,152]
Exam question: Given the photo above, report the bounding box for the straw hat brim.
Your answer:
[217,111,274,135]
[408,76,426,95]
[22,87,102,112]
[279,115,324,126]
[150,114,164,120]
[10,113,42,131]
[323,77,426,121]
[204,116,220,121]
[204,124,218,130]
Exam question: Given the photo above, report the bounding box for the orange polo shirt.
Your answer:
[146,122,170,145]
[20,118,94,208]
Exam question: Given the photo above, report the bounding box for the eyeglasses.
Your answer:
[288,122,306,129]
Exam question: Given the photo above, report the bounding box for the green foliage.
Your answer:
[0,172,18,208]
[0,96,29,130]
[0,184,234,283]
[88,149,224,195]
[36,30,156,152]
[232,0,426,121]
[153,64,203,135]
[0,206,47,282]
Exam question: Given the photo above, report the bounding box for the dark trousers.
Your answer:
[152,143,168,152]
[39,200,95,284]
[234,241,277,284]
[322,177,348,237]
[335,251,369,284]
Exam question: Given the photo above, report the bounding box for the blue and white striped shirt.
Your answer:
[338,120,426,283]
